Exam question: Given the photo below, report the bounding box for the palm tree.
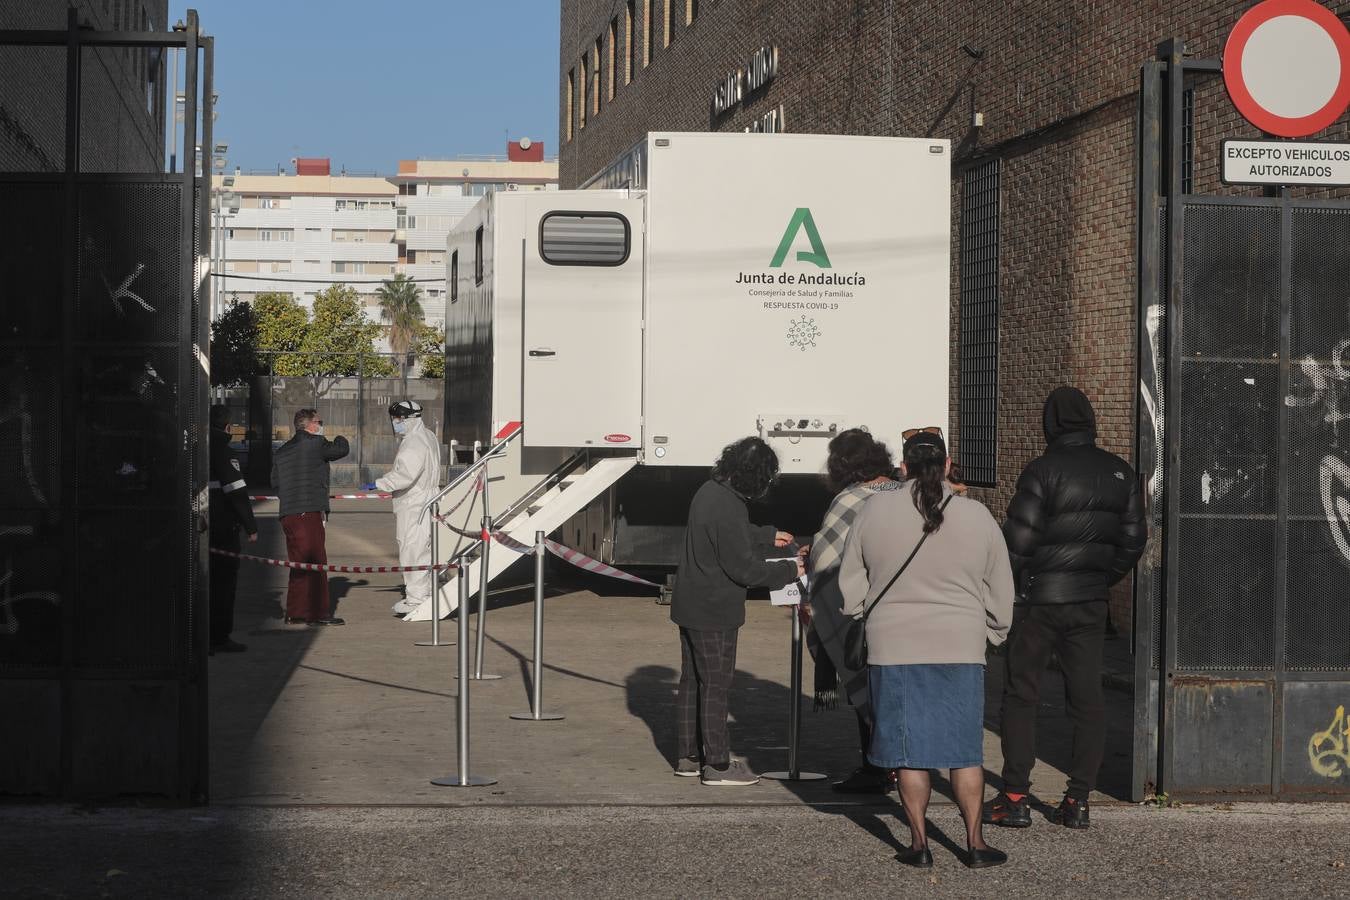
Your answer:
[375,273,424,374]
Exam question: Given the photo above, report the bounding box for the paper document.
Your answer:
[768,559,807,606]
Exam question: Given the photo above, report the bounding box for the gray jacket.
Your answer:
[271,431,349,517]
[839,485,1014,666]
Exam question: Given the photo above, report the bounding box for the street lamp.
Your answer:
[209,143,238,322]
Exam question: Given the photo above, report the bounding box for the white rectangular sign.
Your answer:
[768,561,807,606]
[1221,140,1350,186]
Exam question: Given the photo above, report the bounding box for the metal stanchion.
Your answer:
[431,570,496,787]
[511,531,564,721]
[468,511,502,680]
[415,498,453,647]
[761,603,826,782]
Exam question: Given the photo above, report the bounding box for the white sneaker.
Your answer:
[391,598,415,617]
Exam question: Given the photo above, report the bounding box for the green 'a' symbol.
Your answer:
[769,207,832,269]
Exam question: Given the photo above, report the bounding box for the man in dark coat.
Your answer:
[271,408,349,626]
[984,387,1146,830]
[209,406,258,653]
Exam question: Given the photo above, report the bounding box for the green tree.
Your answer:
[209,300,261,387]
[415,321,445,379]
[375,273,425,374]
[299,283,393,377]
[252,291,307,374]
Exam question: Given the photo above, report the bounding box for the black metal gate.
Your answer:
[1137,42,1350,799]
[0,11,212,801]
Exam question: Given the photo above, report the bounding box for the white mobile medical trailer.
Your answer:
[410,132,950,620]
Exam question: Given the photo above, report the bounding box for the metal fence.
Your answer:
[214,352,447,489]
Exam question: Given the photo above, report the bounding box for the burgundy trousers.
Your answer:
[281,511,330,621]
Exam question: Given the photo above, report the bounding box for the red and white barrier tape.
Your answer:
[209,547,458,574]
[249,492,393,501]
[431,474,483,525]
[490,531,660,589]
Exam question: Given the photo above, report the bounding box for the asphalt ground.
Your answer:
[9,502,1346,898]
[2,803,1348,899]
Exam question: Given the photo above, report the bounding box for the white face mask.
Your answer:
[392,419,407,435]
[313,424,324,436]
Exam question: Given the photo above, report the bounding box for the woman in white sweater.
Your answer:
[838,428,1014,870]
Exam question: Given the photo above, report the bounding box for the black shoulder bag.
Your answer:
[842,495,952,670]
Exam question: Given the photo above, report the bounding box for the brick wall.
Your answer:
[561,0,1350,630]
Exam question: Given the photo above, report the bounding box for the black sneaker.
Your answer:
[832,766,892,794]
[309,617,345,626]
[982,792,1032,828]
[1053,796,1090,829]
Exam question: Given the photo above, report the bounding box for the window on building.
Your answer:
[333,261,367,274]
[396,212,417,230]
[580,55,589,128]
[464,182,507,197]
[259,229,293,242]
[643,0,653,67]
[450,250,459,303]
[625,2,634,83]
[540,212,631,266]
[592,39,602,116]
[474,226,484,285]
[608,18,617,101]
[958,159,1001,488]
[566,69,576,141]
[270,261,292,273]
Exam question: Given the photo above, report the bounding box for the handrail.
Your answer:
[492,449,589,528]
[420,422,523,519]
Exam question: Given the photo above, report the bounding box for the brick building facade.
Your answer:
[558,0,1350,628]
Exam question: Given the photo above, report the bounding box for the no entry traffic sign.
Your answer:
[1224,0,1350,137]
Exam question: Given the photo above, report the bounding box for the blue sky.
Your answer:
[173,1,561,173]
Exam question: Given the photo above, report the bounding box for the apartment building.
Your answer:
[213,141,558,326]
[393,139,558,321]
[212,162,398,322]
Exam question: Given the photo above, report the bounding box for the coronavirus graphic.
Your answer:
[786,315,820,351]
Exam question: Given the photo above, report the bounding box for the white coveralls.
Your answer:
[375,416,442,613]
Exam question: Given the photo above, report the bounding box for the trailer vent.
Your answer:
[540,212,631,266]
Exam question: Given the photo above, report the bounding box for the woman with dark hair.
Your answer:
[670,436,804,786]
[803,428,902,794]
[839,429,1014,869]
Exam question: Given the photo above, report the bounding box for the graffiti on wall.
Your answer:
[1285,338,1350,565]
[1309,704,1350,779]
[0,526,59,637]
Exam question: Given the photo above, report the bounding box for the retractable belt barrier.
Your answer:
[490,531,660,589]
[208,547,458,574]
[248,492,392,501]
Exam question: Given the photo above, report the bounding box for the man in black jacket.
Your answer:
[984,387,1146,830]
[271,408,350,626]
[209,406,258,653]
[671,437,804,787]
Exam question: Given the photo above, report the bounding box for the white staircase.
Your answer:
[404,453,638,621]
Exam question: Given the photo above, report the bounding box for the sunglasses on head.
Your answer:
[902,426,943,441]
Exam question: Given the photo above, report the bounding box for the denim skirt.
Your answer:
[867,663,985,770]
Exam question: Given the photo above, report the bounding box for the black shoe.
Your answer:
[832,765,892,794]
[982,792,1032,828]
[309,617,345,626]
[1053,796,1090,829]
[897,845,933,868]
[210,638,247,653]
[964,845,1008,869]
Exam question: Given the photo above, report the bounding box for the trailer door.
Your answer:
[522,196,643,448]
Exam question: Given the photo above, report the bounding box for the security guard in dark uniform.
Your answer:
[209,405,258,653]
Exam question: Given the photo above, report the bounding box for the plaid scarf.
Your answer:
[806,479,901,710]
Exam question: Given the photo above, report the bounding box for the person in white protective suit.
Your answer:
[375,400,443,617]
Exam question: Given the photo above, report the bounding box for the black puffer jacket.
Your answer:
[1003,388,1147,605]
[271,430,349,517]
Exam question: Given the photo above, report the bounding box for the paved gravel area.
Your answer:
[2,802,1347,899]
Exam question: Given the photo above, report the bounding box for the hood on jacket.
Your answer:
[1043,386,1096,444]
